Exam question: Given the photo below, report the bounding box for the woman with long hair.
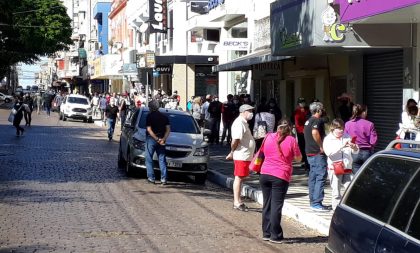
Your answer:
[192,96,203,127]
[344,104,377,174]
[259,119,301,243]
[398,99,419,148]
[323,119,359,210]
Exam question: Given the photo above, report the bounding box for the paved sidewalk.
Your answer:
[207,144,333,235]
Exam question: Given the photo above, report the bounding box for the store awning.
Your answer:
[212,49,290,72]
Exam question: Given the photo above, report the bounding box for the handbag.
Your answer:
[249,136,267,173]
[11,108,17,115]
[332,148,352,175]
[253,113,268,139]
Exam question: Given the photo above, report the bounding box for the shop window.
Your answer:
[205,29,220,42]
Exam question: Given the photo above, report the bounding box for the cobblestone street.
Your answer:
[0,109,326,252]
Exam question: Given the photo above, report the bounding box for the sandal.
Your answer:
[233,203,249,212]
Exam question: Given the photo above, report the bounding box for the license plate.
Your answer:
[167,161,182,168]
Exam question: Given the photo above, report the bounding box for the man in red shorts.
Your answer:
[226,104,256,211]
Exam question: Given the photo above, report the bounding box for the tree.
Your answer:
[0,0,72,79]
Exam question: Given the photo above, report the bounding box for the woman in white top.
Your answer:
[323,118,359,210]
[398,99,419,148]
[253,107,276,151]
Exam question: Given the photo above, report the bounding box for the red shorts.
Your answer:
[234,160,251,177]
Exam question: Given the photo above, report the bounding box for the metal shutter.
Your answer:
[364,50,403,150]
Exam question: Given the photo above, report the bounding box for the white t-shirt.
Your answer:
[231,115,256,161]
[201,101,210,120]
[91,96,99,106]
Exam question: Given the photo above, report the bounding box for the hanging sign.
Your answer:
[149,0,168,33]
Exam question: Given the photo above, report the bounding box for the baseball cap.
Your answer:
[239,104,254,113]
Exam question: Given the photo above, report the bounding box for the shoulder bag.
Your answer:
[253,113,268,139]
[332,143,352,175]
[249,135,268,173]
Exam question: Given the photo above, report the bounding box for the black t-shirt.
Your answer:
[146,111,170,138]
[208,101,222,119]
[105,105,119,120]
[304,116,325,155]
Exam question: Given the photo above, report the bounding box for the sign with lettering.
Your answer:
[207,0,225,11]
[149,0,167,33]
[154,65,172,75]
[220,38,249,51]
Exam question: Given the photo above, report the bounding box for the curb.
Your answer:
[207,169,330,235]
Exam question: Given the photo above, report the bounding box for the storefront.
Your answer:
[270,0,416,148]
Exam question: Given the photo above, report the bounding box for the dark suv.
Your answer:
[326,140,420,253]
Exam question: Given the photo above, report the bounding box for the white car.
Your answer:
[0,92,13,103]
[59,94,93,123]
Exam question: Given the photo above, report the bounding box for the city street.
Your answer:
[0,108,326,252]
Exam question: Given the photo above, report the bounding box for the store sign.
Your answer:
[149,0,167,33]
[279,29,302,48]
[321,6,347,42]
[136,52,156,68]
[208,0,224,11]
[220,38,249,51]
[154,65,172,75]
[121,63,138,74]
[191,2,209,14]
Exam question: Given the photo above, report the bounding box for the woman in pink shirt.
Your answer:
[259,119,302,243]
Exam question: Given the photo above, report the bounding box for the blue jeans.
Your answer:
[352,149,373,175]
[145,136,167,181]
[107,118,116,139]
[307,154,328,207]
[402,132,416,149]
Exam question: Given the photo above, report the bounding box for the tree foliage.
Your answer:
[0,0,72,78]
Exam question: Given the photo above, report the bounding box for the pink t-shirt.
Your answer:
[260,134,301,182]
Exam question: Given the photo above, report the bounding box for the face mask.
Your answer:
[246,112,254,121]
[244,98,249,102]
[333,129,344,138]
[233,100,239,104]
[214,98,219,102]
[269,103,275,107]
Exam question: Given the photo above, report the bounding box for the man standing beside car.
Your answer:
[145,100,171,185]
[105,98,119,141]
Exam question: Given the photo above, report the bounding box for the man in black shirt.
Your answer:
[303,101,329,212]
[207,96,222,144]
[145,100,171,184]
[105,98,119,141]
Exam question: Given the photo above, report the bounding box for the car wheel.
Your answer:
[88,118,93,123]
[125,151,135,177]
[195,174,207,184]
[83,118,87,123]
[118,144,126,169]
[5,98,10,103]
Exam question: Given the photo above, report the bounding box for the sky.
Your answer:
[18,58,47,88]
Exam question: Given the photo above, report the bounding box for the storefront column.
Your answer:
[294,79,302,103]
[315,76,325,102]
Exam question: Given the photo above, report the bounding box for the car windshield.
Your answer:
[138,111,200,134]
[68,97,89,105]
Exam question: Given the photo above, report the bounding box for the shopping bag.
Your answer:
[8,112,14,123]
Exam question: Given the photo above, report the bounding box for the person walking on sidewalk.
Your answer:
[23,93,34,126]
[12,96,25,136]
[105,98,119,141]
[260,119,301,243]
[91,93,100,118]
[99,95,107,121]
[304,101,330,212]
[323,119,359,210]
[145,100,171,184]
[226,104,256,211]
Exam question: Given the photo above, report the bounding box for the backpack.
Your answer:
[254,113,268,139]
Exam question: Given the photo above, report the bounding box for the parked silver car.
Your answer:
[118,107,210,184]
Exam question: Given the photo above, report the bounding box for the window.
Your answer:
[407,201,420,240]
[343,156,419,223]
[205,29,220,42]
[390,170,420,232]
[139,112,200,134]
[68,97,89,105]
